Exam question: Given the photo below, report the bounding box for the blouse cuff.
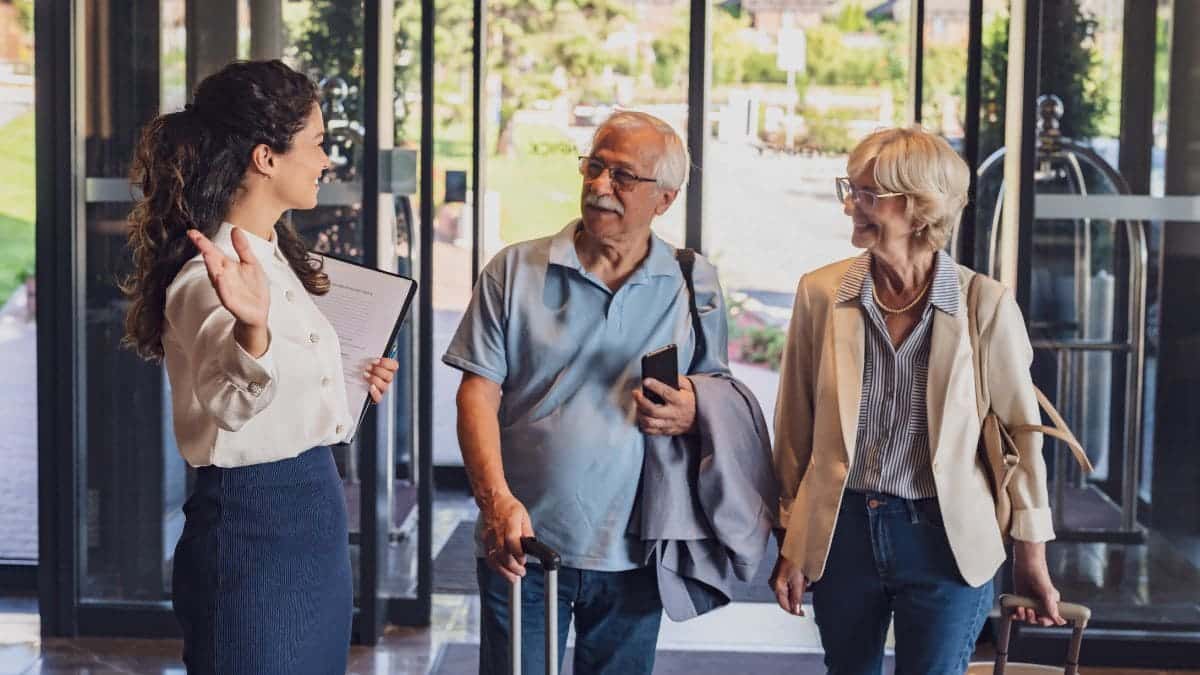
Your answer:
[221,328,277,398]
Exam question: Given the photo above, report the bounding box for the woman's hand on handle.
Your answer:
[769,551,808,617]
[187,228,271,356]
[1012,540,1066,626]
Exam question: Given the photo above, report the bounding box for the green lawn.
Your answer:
[488,125,581,245]
[0,111,36,303]
[437,123,582,245]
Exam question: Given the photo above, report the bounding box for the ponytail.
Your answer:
[121,110,217,360]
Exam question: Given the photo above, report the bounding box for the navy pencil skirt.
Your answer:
[172,446,353,675]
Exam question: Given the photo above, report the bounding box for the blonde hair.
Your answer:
[846,126,970,250]
[592,111,690,191]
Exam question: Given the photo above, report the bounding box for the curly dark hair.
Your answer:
[121,59,330,361]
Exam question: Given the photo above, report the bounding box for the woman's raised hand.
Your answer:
[187,228,271,330]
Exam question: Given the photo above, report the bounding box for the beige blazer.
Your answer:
[773,256,1054,588]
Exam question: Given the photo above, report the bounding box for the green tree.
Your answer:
[489,0,627,155]
[921,44,968,129]
[980,2,1113,157]
[711,10,755,87]
[834,1,870,33]
[652,7,792,90]
[651,18,687,90]
[291,0,474,145]
[979,13,1008,156]
[4,0,34,66]
[12,0,32,33]
[291,2,366,133]
[1153,4,1171,128]
[805,18,902,88]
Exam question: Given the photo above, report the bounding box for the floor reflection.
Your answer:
[1047,532,1200,629]
[4,489,1199,674]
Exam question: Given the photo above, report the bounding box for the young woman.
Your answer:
[122,59,399,674]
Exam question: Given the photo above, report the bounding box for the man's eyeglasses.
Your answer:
[579,156,658,192]
[836,176,905,210]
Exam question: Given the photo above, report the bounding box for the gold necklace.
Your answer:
[873,279,931,314]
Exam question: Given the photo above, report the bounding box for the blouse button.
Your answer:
[247,382,264,397]
[309,332,320,344]
[321,376,331,387]
[285,289,295,302]
[336,424,345,435]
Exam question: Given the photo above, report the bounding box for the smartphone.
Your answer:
[641,344,679,405]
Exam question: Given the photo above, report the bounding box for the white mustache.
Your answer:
[584,193,625,215]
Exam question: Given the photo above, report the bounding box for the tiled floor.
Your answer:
[4,493,1199,673]
[3,593,1199,675]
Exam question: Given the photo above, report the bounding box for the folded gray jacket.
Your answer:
[629,372,779,621]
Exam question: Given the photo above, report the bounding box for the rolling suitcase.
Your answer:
[966,594,1092,675]
[509,537,563,675]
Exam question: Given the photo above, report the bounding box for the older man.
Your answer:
[443,111,730,675]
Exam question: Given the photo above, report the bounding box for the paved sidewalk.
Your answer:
[0,283,38,561]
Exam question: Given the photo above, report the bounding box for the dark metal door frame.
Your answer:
[35,0,86,638]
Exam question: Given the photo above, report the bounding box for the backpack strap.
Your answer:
[675,248,706,373]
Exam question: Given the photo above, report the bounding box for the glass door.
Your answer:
[0,0,39,591]
[980,0,1200,648]
[37,0,428,642]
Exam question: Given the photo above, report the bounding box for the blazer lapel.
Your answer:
[833,302,865,465]
[927,305,969,463]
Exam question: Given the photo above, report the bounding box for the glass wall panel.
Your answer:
[703,0,912,431]
[978,0,1200,638]
[80,0,187,602]
[921,0,969,146]
[75,0,423,609]
[0,0,38,565]
[430,0,692,483]
[381,0,424,601]
[427,0,475,493]
[481,0,689,256]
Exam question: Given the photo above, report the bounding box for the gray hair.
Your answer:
[590,111,690,191]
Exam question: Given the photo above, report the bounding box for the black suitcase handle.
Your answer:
[521,537,561,570]
[510,538,562,675]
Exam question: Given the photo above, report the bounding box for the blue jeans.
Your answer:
[476,560,662,675]
[812,490,994,675]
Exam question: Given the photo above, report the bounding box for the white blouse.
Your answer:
[162,222,355,468]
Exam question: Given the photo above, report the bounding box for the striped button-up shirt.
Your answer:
[842,250,961,500]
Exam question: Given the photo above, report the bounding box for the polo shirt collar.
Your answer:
[548,219,679,282]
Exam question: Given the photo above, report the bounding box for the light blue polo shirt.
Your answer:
[443,220,730,571]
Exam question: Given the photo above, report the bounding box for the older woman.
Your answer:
[769,126,1065,674]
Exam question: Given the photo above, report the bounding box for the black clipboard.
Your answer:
[313,253,418,442]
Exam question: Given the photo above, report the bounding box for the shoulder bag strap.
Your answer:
[676,248,706,373]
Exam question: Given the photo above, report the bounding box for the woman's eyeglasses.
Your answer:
[836,176,904,210]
